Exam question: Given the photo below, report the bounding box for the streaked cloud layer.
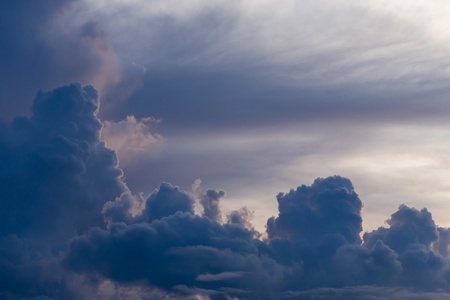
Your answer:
[2,0,450,299]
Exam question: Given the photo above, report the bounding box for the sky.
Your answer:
[2,0,450,299]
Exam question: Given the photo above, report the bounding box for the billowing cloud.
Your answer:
[0,83,129,298]
[267,176,363,244]
[200,189,224,222]
[66,166,450,298]
[2,83,450,299]
[0,83,126,239]
[5,0,450,298]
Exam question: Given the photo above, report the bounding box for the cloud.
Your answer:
[227,207,261,239]
[364,205,439,253]
[65,214,284,299]
[363,205,449,289]
[66,170,450,298]
[3,83,450,298]
[90,0,450,131]
[200,189,225,222]
[0,83,129,298]
[0,0,119,119]
[196,271,245,282]
[101,115,165,167]
[0,83,127,239]
[434,227,450,258]
[283,286,450,300]
[266,176,363,244]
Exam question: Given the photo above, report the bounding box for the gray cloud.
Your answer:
[267,176,363,244]
[87,0,450,132]
[201,189,225,222]
[196,271,245,282]
[66,168,450,298]
[0,83,129,298]
[2,84,450,298]
[0,83,126,239]
[0,0,119,120]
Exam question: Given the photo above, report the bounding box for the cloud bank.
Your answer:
[1,84,450,299]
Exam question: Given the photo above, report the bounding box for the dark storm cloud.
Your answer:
[103,182,195,225]
[0,83,126,239]
[267,176,363,244]
[363,205,450,290]
[65,213,285,299]
[364,205,439,253]
[139,183,195,222]
[0,0,118,119]
[0,84,127,299]
[66,172,450,299]
[3,83,450,298]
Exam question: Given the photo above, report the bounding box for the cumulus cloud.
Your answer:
[103,182,195,225]
[0,83,126,239]
[67,171,450,299]
[434,227,450,258]
[227,207,261,239]
[200,189,225,222]
[3,83,450,299]
[0,83,129,298]
[267,176,363,244]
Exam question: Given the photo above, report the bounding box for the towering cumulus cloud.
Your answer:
[0,83,127,298]
[201,189,225,222]
[2,83,450,299]
[267,176,363,244]
[0,83,126,239]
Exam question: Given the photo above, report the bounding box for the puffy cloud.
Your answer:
[200,189,224,222]
[103,182,195,225]
[0,83,128,298]
[364,205,439,253]
[65,214,285,299]
[0,83,126,240]
[138,183,195,222]
[434,227,450,258]
[66,172,450,298]
[266,176,363,244]
[363,205,450,290]
[227,207,261,239]
[4,83,450,298]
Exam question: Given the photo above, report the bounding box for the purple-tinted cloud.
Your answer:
[1,84,450,299]
[0,0,119,119]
